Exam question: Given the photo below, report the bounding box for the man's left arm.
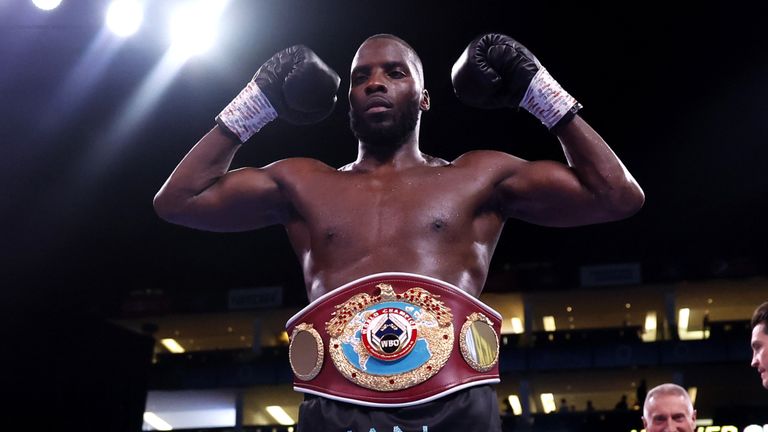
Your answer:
[497,115,644,227]
[451,33,644,226]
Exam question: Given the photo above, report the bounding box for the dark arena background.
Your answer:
[2,1,767,431]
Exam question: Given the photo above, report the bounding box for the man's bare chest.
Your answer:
[287,169,497,242]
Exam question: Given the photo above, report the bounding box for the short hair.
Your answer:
[360,33,424,85]
[643,383,693,419]
[752,301,768,334]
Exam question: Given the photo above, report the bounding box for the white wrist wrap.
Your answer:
[216,81,278,142]
[519,68,579,129]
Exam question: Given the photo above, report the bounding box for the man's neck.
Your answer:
[353,132,426,172]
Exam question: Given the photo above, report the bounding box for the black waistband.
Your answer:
[298,385,502,432]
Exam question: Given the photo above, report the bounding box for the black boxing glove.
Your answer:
[216,45,341,142]
[451,33,582,130]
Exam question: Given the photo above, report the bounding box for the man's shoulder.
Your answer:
[264,157,337,173]
[253,157,342,187]
[451,150,526,168]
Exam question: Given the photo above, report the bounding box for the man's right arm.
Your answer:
[153,45,340,232]
[153,125,288,232]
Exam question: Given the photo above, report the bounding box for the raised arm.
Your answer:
[451,33,644,227]
[500,115,643,226]
[153,126,286,232]
[153,45,340,232]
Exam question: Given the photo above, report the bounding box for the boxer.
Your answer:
[155,33,644,431]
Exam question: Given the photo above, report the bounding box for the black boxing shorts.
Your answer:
[297,384,502,432]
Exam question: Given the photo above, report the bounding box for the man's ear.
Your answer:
[420,89,431,111]
[641,417,648,430]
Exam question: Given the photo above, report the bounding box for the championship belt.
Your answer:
[285,272,502,407]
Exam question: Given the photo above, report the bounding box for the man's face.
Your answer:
[751,323,768,389]
[642,394,696,432]
[348,37,428,146]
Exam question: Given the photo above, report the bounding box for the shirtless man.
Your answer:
[154,33,644,431]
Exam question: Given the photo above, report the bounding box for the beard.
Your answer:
[349,100,420,147]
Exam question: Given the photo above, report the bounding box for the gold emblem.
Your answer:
[459,312,499,372]
[289,323,324,381]
[326,283,454,391]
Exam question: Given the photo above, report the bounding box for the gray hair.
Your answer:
[643,383,693,419]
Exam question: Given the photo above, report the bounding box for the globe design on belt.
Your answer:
[326,283,454,391]
[362,307,418,361]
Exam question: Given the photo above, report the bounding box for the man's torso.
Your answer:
[268,150,520,300]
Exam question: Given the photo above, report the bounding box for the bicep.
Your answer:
[497,160,609,227]
[178,166,291,232]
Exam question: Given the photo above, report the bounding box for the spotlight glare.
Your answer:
[169,2,225,59]
[32,0,62,11]
[106,0,144,37]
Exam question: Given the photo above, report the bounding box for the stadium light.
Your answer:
[540,393,557,414]
[542,316,556,332]
[168,1,229,59]
[266,406,295,426]
[143,412,172,431]
[510,317,524,334]
[105,0,144,37]
[32,0,62,11]
[161,338,185,353]
[507,395,523,415]
[641,311,657,342]
[678,307,690,330]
